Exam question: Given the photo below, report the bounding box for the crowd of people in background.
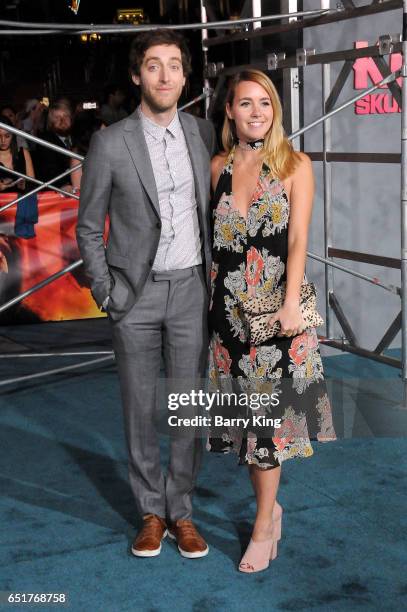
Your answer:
[0,83,135,321]
[0,84,132,195]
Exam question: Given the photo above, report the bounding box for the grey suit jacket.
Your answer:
[76,110,217,321]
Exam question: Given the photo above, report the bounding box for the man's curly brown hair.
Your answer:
[129,29,192,78]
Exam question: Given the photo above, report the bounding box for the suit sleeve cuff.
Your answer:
[101,295,110,312]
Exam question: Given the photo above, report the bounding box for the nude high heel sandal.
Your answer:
[272,502,283,541]
[270,539,278,561]
[270,502,283,561]
[239,536,275,573]
[238,502,283,573]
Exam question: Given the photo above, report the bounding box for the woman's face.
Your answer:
[1,108,16,125]
[0,128,12,151]
[226,80,274,143]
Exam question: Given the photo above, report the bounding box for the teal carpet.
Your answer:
[0,339,406,611]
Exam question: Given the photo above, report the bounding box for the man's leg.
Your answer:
[162,265,209,522]
[111,276,168,519]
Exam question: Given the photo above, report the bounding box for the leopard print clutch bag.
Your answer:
[241,282,324,346]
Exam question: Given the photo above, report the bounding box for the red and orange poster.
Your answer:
[0,191,104,323]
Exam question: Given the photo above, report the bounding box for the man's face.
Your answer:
[49,108,72,136]
[112,90,125,107]
[132,44,186,113]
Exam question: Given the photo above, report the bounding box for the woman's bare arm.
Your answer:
[267,152,315,336]
[23,148,35,179]
[70,156,82,191]
[285,152,315,305]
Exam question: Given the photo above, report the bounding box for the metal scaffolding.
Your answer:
[0,1,405,394]
[200,1,406,392]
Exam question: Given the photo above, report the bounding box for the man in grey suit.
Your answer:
[76,30,216,559]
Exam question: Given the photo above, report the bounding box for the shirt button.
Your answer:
[149,259,154,267]
[156,222,161,229]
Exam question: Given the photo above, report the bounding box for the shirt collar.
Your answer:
[138,106,181,141]
[57,134,71,147]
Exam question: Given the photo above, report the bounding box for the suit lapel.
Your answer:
[123,113,160,217]
[179,112,206,215]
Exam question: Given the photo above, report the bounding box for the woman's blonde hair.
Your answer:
[221,69,301,180]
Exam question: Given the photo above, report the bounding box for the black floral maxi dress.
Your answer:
[207,148,336,470]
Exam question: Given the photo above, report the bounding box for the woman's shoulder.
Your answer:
[293,151,312,171]
[21,146,33,162]
[211,151,228,169]
[211,151,229,185]
[281,151,312,184]
[273,151,313,198]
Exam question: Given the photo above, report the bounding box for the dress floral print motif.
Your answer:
[207,147,336,469]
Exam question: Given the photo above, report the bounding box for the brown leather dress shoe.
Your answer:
[131,514,168,557]
[168,519,209,559]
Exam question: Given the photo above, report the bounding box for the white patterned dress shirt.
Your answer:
[139,107,202,271]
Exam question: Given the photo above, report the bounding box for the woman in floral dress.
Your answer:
[207,69,336,573]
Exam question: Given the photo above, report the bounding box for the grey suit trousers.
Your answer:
[109,264,208,522]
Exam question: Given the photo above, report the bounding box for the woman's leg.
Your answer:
[248,464,281,540]
[238,464,283,571]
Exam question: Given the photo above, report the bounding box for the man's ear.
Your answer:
[131,74,140,87]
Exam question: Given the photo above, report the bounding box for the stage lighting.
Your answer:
[80,32,101,43]
[116,8,144,25]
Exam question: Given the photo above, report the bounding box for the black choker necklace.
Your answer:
[237,138,264,151]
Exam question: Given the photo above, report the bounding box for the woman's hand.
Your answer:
[268,301,305,337]
[0,235,11,273]
[0,178,11,192]
[61,183,74,195]
[0,250,8,273]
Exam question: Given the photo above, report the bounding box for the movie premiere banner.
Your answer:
[354,41,401,114]
[0,191,105,323]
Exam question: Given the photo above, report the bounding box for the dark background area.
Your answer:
[0,1,238,111]
[0,1,302,120]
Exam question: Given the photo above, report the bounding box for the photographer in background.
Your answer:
[35,102,73,192]
[69,110,105,191]
[100,84,128,126]
[20,98,46,152]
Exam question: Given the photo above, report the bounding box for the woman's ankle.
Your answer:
[252,517,274,541]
